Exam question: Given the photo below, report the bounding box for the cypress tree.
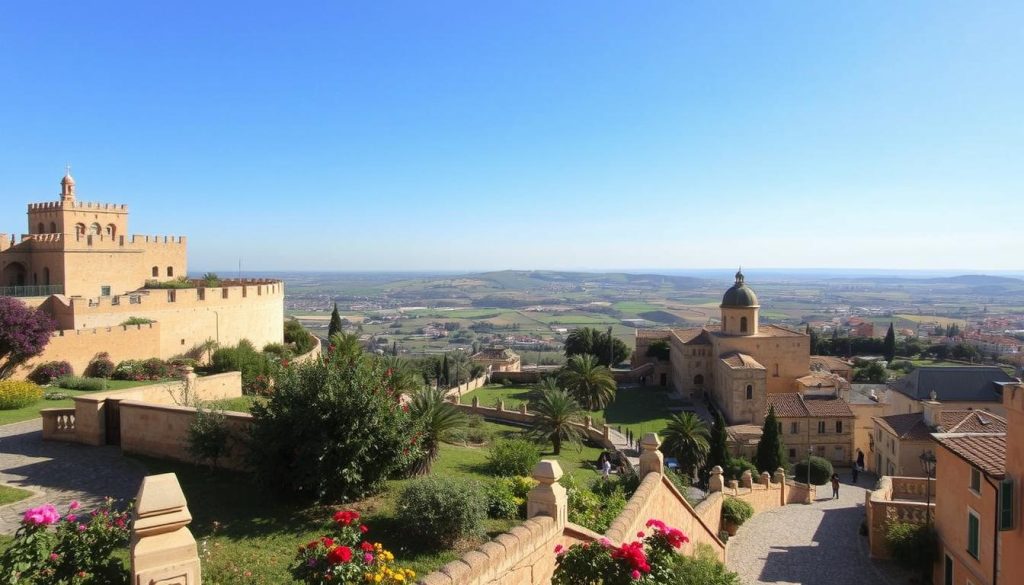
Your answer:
[441,354,450,387]
[755,406,786,474]
[706,409,730,474]
[883,322,896,362]
[328,303,343,339]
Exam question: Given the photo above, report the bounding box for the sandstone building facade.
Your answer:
[1,171,284,376]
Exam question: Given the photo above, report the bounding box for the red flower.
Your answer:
[332,510,360,526]
[359,524,369,534]
[321,537,335,548]
[326,545,353,565]
[360,541,374,552]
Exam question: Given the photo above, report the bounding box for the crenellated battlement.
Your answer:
[1,233,187,251]
[67,279,285,313]
[27,200,129,212]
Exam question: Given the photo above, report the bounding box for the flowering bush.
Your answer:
[0,380,44,410]
[0,498,132,584]
[85,353,115,378]
[0,296,56,380]
[291,509,415,585]
[27,361,73,385]
[551,519,689,585]
[112,358,175,381]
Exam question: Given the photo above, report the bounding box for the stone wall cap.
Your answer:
[532,460,563,483]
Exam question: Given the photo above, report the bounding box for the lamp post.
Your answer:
[806,446,813,504]
[920,450,936,527]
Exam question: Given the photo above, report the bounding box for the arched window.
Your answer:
[152,266,159,277]
[746,384,753,400]
[166,266,174,277]
[693,374,704,386]
[740,317,748,333]
[105,224,116,238]
[75,223,86,237]
[49,222,57,233]
[37,222,45,233]
[43,267,50,286]
[774,363,780,377]
[89,223,101,235]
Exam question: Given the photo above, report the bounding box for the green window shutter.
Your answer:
[968,514,980,558]
[1000,479,1016,531]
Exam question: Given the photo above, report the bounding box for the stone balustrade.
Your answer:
[40,408,76,441]
[864,475,935,559]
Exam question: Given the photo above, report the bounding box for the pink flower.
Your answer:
[554,544,564,554]
[630,570,641,580]
[69,500,81,510]
[49,553,59,561]
[636,531,645,538]
[65,514,77,523]
[23,505,60,526]
[77,524,87,532]
[364,553,374,563]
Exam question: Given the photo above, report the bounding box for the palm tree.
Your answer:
[328,332,363,364]
[378,355,424,396]
[661,412,711,478]
[198,338,219,364]
[528,379,585,455]
[558,354,616,411]
[408,385,467,475]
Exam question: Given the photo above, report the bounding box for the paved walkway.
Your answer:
[726,474,917,585]
[0,420,146,534]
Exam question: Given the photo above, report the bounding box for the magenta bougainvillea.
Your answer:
[0,297,56,379]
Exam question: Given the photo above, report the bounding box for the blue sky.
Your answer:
[1,2,1020,272]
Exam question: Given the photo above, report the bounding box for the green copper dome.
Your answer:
[721,269,759,307]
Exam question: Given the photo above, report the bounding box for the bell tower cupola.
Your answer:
[720,267,759,335]
[60,165,76,203]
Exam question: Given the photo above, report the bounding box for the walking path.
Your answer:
[726,474,916,585]
[0,419,146,534]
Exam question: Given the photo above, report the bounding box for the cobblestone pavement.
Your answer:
[0,419,146,534]
[726,473,917,585]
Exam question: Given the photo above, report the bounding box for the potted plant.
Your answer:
[721,497,754,536]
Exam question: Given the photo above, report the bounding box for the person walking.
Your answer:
[602,454,612,479]
[851,464,859,484]
[831,473,840,499]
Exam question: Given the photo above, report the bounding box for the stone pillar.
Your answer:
[527,460,567,528]
[740,470,753,489]
[497,400,504,412]
[760,471,771,486]
[519,403,528,415]
[773,467,786,485]
[603,424,611,440]
[639,433,664,477]
[584,415,592,429]
[184,366,197,395]
[130,473,201,584]
[709,466,724,493]
[728,479,739,494]
[472,396,479,408]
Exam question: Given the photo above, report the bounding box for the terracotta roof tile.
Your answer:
[876,413,932,440]
[938,410,1007,433]
[767,393,853,418]
[721,352,764,369]
[933,434,1006,478]
[767,394,807,417]
[810,356,854,371]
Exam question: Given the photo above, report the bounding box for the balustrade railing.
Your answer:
[0,284,64,297]
[41,408,77,441]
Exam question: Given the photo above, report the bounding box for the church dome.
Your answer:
[721,269,759,307]
[61,172,75,186]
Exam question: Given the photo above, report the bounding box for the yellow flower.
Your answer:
[394,574,405,583]
[374,574,383,583]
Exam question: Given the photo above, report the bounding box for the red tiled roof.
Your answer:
[810,356,854,371]
[875,413,932,441]
[933,434,1006,478]
[938,410,1007,433]
[768,393,854,418]
[721,352,764,369]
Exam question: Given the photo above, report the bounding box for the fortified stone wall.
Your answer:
[17,323,162,379]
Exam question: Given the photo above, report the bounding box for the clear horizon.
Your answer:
[2,2,1021,272]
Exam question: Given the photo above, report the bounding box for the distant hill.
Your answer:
[826,274,1023,286]
[469,270,708,291]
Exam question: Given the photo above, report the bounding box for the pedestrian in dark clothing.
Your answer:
[831,473,840,499]
[851,465,859,484]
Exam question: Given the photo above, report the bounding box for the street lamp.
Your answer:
[920,450,937,527]
[806,446,813,504]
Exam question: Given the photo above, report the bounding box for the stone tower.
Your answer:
[720,269,759,335]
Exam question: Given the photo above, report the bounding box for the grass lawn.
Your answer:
[0,484,33,507]
[0,379,166,426]
[207,395,265,413]
[131,421,599,583]
[462,384,674,438]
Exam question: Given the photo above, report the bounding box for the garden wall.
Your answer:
[604,473,726,561]
[119,401,253,471]
[291,333,322,365]
[865,476,933,559]
[443,372,489,402]
[15,323,162,380]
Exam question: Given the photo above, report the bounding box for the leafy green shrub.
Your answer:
[263,343,293,360]
[284,319,317,355]
[0,381,44,410]
[187,406,232,468]
[86,352,115,378]
[793,456,834,486]
[886,521,937,573]
[484,476,537,519]
[562,474,628,533]
[725,457,758,481]
[210,340,275,395]
[112,358,172,381]
[248,357,419,501]
[201,272,222,287]
[144,277,192,289]
[670,543,741,585]
[487,438,541,476]
[120,316,155,326]
[397,477,486,548]
[721,497,754,526]
[717,530,730,543]
[54,376,107,391]
[27,361,73,385]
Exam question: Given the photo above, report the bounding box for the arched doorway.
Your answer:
[2,262,28,287]
[693,374,704,386]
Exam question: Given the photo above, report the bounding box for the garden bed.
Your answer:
[0,379,168,426]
